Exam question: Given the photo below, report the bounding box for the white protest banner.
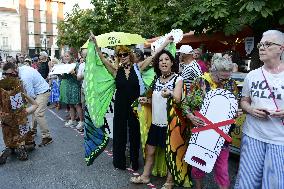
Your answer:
[49,63,76,75]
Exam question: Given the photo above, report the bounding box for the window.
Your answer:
[51,2,58,12]
[53,24,58,35]
[41,35,49,48]
[1,0,14,8]
[28,22,34,34]
[41,23,46,34]
[52,13,57,24]
[2,37,8,47]
[28,35,35,48]
[40,0,46,10]
[28,9,34,21]
[53,36,58,48]
[26,0,34,9]
[51,2,58,23]
[40,10,46,23]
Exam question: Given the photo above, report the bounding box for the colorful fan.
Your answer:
[84,41,115,165]
[84,107,109,166]
[166,101,193,187]
[84,41,115,128]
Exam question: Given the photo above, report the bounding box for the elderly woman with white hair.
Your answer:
[235,30,284,189]
[182,56,239,189]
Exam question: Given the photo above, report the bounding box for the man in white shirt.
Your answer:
[2,62,53,147]
[235,30,284,189]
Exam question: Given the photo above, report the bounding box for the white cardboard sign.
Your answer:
[184,89,237,173]
[19,124,30,136]
[245,37,254,55]
[10,93,24,110]
[151,29,183,52]
[49,63,76,75]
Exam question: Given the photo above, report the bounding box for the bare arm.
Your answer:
[241,96,268,119]
[161,79,183,103]
[89,31,117,77]
[138,36,174,71]
[22,93,38,115]
[77,65,84,81]
[172,80,183,103]
[77,74,83,81]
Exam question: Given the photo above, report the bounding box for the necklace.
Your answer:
[161,72,173,79]
[123,63,131,69]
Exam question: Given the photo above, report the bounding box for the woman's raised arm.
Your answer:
[89,31,117,77]
[138,36,174,72]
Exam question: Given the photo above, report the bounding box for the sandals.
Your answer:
[161,182,174,189]
[130,176,150,184]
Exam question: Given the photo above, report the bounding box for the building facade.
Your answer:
[0,0,21,59]
[0,0,64,59]
[20,0,65,58]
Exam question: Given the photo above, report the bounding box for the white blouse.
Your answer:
[152,74,183,127]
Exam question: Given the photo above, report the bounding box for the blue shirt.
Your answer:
[18,66,50,98]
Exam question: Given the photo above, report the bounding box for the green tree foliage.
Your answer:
[57,4,95,50]
[57,0,284,49]
[57,1,130,50]
[174,0,284,35]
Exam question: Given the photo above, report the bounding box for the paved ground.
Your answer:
[0,107,240,189]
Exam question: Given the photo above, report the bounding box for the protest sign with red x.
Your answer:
[191,111,235,142]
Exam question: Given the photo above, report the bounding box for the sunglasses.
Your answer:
[117,52,129,58]
[257,41,282,49]
[2,72,17,77]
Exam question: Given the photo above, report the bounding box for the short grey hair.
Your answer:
[263,30,284,44]
[39,51,48,57]
[51,58,59,64]
[210,54,234,72]
[263,30,284,61]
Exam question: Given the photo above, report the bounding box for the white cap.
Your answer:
[177,45,194,54]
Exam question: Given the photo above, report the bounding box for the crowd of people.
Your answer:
[0,29,283,189]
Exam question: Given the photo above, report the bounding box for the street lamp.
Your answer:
[42,32,47,51]
[41,32,49,53]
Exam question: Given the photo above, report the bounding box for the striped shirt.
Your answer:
[180,60,202,93]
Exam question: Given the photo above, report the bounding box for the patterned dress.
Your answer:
[59,64,81,105]
[49,76,60,103]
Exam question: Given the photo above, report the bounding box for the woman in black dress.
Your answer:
[90,33,172,170]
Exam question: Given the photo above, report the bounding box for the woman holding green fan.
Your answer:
[89,32,173,171]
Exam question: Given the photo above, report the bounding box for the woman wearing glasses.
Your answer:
[183,55,239,189]
[235,30,284,189]
[89,33,173,171]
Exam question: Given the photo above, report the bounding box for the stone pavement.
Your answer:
[0,107,240,189]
